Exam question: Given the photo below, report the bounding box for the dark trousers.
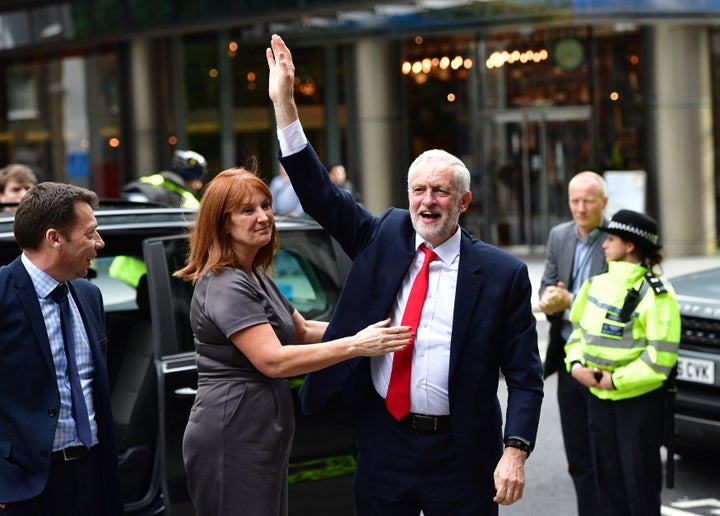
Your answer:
[588,389,665,516]
[353,394,497,516]
[557,367,600,516]
[3,447,104,516]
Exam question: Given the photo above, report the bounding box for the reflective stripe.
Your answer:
[288,454,356,484]
[584,332,646,350]
[639,353,675,376]
[139,174,200,209]
[651,339,679,353]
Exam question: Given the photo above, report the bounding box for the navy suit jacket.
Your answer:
[0,257,123,512]
[282,145,544,476]
[539,220,607,377]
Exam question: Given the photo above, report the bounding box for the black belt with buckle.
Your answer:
[402,413,451,432]
[51,445,91,461]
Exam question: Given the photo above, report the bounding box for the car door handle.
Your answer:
[174,387,198,400]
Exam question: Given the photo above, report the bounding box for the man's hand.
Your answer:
[539,281,571,315]
[493,446,526,505]
[266,34,300,129]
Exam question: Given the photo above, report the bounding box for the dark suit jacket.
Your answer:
[282,145,544,477]
[539,220,607,378]
[0,257,123,513]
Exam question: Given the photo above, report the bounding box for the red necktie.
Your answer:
[386,244,438,420]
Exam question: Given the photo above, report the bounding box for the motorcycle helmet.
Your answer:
[172,150,208,181]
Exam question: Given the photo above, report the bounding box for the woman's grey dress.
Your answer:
[183,267,296,516]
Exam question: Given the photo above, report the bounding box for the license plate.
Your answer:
[676,357,716,385]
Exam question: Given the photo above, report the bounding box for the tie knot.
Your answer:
[419,244,438,263]
[50,283,69,304]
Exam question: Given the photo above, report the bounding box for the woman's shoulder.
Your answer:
[199,266,257,290]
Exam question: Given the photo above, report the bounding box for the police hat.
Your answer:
[598,209,662,250]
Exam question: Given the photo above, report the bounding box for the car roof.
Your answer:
[0,199,320,245]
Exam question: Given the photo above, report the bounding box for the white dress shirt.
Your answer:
[371,231,460,416]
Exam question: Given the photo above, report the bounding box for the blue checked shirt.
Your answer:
[21,254,98,450]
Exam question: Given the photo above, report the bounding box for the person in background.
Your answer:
[122,149,207,209]
[0,182,123,515]
[268,34,543,516]
[328,163,362,203]
[565,209,680,515]
[0,163,37,211]
[538,170,608,516]
[174,164,412,516]
[269,163,304,216]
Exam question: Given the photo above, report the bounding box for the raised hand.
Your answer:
[266,34,299,129]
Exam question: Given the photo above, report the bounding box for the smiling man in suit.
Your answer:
[539,170,608,516]
[0,183,123,515]
[268,34,543,515]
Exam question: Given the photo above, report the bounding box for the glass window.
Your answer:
[0,11,32,50]
[270,249,328,317]
[184,34,221,168]
[402,35,475,159]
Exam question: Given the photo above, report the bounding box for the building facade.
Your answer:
[0,0,718,255]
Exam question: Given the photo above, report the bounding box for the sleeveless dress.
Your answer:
[183,266,296,516]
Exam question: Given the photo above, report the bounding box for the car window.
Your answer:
[270,248,328,317]
[92,256,140,312]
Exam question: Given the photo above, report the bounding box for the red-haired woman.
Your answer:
[174,163,411,516]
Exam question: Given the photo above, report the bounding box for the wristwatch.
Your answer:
[504,437,532,457]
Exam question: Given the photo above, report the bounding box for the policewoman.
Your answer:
[564,209,680,516]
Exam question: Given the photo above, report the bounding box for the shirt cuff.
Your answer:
[277,119,308,157]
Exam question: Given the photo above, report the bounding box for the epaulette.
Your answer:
[644,270,668,295]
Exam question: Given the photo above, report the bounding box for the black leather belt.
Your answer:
[51,445,92,461]
[402,413,451,432]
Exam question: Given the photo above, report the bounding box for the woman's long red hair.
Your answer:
[174,164,279,284]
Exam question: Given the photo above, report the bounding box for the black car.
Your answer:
[670,267,720,453]
[0,203,356,515]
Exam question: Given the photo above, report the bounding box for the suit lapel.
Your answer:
[449,236,483,376]
[590,227,608,276]
[383,235,417,311]
[9,258,55,373]
[67,282,99,345]
[559,224,577,286]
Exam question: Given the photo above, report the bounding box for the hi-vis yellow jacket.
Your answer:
[564,260,681,401]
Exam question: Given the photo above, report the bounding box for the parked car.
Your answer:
[670,267,720,453]
[0,203,356,515]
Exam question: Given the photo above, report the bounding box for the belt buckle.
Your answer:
[412,414,436,431]
[62,446,83,461]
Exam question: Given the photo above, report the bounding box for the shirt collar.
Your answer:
[21,253,61,299]
[575,226,601,246]
[414,226,462,264]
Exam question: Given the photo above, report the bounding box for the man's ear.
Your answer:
[458,190,472,214]
[46,228,62,248]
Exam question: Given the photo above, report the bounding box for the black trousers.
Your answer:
[3,447,104,516]
[352,392,498,516]
[557,367,601,516]
[587,388,665,516]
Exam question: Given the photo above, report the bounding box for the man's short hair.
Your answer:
[14,182,98,251]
